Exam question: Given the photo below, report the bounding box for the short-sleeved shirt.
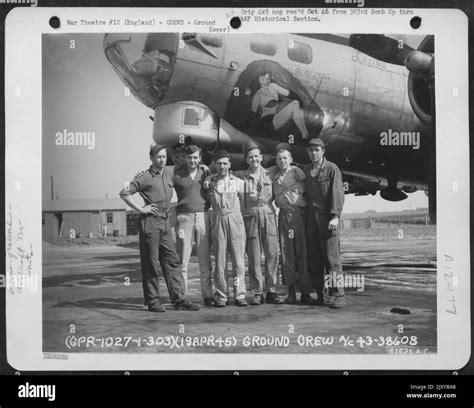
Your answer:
[173,166,211,213]
[127,165,174,211]
[269,166,307,210]
[206,175,244,214]
[303,158,344,217]
[233,167,274,215]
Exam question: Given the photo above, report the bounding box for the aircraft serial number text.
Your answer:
[64,335,420,350]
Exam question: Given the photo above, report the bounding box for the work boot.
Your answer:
[235,298,248,307]
[214,298,227,308]
[175,299,200,311]
[250,294,263,305]
[204,296,216,306]
[266,292,284,304]
[285,286,296,304]
[313,292,326,306]
[148,301,166,313]
[315,292,323,304]
[329,296,346,309]
[300,294,316,306]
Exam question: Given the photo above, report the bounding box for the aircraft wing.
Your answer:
[296,33,424,63]
[341,169,427,197]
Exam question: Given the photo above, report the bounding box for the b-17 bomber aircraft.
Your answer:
[103,32,435,221]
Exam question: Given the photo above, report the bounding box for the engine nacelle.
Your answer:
[406,36,434,127]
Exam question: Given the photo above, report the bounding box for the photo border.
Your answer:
[4,5,470,371]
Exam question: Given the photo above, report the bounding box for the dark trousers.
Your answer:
[306,208,345,298]
[138,215,186,305]
[278,209,312,294]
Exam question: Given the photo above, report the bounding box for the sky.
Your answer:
[42,33,428,213]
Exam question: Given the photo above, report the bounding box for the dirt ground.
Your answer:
[42,225,436,355]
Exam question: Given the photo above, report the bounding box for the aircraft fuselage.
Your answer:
[104,32,429,188]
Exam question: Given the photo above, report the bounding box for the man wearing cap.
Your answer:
[170,142,187,167]
[270,143,314,305]
[232,141,284,306]
[119,144,199,312]
[303,138,346,309]
[173,145,214,306]
[205,150,248,307]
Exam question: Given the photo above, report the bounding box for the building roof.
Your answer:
[43,199,129,212]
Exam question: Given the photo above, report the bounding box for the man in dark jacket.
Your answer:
[303,138,346,309]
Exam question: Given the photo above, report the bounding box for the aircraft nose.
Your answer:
[104,33,179,108]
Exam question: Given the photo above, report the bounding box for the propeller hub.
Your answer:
[405,50,434,78]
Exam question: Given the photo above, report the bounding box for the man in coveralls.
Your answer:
[205,150,248,307]
[303,138,346,309]
[234,141,284,306]
[119,144,199,312]
[270,143,314,305]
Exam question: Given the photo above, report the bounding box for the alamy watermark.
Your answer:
[18,383,55,402]
[325,272,365,291]
[55,129,96,149]
[0,0,37,6]
[380,129,420,150]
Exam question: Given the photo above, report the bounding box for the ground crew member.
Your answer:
[303,138,346,309]
[270,143,314,305]
[173,145,214,306]
[233,141,284,305]
[205,150,248,307]
[119,144,199,312]
[170,142,187,167]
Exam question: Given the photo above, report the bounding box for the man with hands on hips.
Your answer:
[119,144,199,313]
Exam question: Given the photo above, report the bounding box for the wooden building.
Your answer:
[42,199,128,239]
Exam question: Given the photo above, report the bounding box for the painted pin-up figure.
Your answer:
[249,68,309,140]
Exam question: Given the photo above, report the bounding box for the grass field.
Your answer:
[44,224,436,247]
[341,225,436,241]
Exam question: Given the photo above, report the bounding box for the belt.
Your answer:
[279,207,305,214]
[244,204,273,214]
[310,205,330,215]
[141,209,169,219]
[213,208,241,215]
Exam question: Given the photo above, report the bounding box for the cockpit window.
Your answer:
[288,41,313,64]
[250,36,277,56]
[103,33,178,108]
[105,43,143,93]
[200,34,223,48]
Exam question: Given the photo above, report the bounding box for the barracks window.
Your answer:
[250,36,277,56]
[106,212,113,224]
[288,41,312,64]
